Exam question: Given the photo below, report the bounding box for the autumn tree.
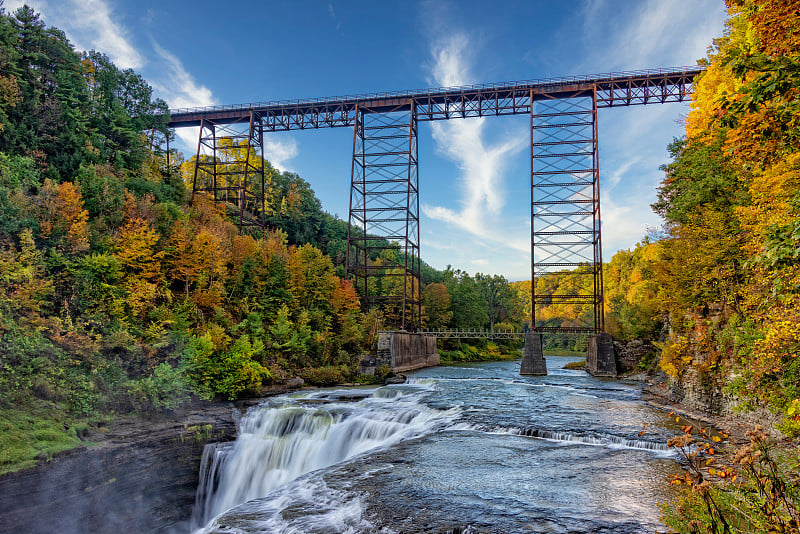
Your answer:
[422,283,452,329]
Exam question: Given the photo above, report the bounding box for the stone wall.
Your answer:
[614,339,658,373]
[648,367,783,435]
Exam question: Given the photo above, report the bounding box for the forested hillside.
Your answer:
[0,4,535,473]
[654,0,799,431]
[601,1,800,530]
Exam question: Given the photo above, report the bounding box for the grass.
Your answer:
[0,403,90,475]
[543,349,586,356]
[563,359,587,370]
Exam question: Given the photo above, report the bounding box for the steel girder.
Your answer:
[530,88,604,334]
[168,68,700,130]
[346,102,421,330]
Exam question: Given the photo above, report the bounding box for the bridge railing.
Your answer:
[379,327,598,338]
[385,329,527,340]
[168,65,703,116]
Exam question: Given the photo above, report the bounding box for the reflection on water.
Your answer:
[195,356,681,533]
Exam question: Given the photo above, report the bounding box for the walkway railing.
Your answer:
[381,327,596,338]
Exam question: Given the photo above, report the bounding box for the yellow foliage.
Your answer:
[736,151,800,255]
[660,335,691,378]
[113,217,164,281]
[687,61,744,140]
[751,317,800,380]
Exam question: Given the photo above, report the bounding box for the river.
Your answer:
[191,356,682,533]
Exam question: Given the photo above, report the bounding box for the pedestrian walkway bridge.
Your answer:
[392,327,595,340]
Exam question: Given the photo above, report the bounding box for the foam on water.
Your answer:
[192,386,458,531]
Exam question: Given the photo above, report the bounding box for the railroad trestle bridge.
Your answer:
[166,66,702,337]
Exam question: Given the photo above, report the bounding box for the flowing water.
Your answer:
[192,356,684,533]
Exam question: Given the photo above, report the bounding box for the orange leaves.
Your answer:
[39,179,90,253]
[748,0,800,58]
[331,279,360,316]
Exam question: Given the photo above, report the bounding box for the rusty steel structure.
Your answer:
[530,91,603,334]
[347,102,421,329]
[168,66,703,332]
[191,112,267,229]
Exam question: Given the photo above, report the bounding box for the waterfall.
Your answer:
[192,385,457,531]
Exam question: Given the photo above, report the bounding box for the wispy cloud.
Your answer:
[328,2,341,31]
[147,39,216,151]
[421,32,526,250]
[579,0,726,70]
[5,0,144,69]
[5,0,296,162]
[149,40,214,110]
[264,137,298,173]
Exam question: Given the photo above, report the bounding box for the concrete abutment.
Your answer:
[375,332,440,373]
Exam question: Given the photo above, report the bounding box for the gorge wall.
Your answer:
[0,402,241,534]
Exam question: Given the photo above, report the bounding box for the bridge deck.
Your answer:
[167,66,702,129]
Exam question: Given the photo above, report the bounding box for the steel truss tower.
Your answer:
[191,112,267,230]
[171,67,701,333]
[346,101,421,330]
[530,88,604,334]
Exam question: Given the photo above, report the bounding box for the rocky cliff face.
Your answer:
[614,339,658,374]
[649,366,782,435]
[0,402,241,534]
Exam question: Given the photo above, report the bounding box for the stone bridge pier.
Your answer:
[586,332,617,377]
[520,331,617,377]
[373,332,440,373]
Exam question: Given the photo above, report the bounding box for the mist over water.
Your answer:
[193,357,682,533]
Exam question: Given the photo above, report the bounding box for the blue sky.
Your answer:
[5,0,728,280]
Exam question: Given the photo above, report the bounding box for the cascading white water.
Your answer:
[192,385,458,531]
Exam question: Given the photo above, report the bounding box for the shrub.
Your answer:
[663,418,800,534]
[183,334,272,400]
[300,366,347,387]
[126,362,190,413]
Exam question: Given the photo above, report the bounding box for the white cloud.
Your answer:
[149,40,214,110]
[579,0,727,70]
[5,0,144,69]
[263,137,298,173]
[422,32,527,250]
